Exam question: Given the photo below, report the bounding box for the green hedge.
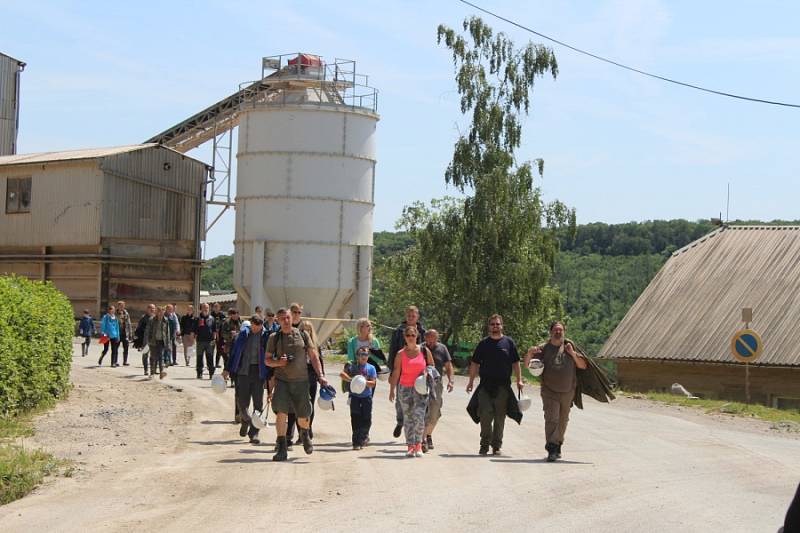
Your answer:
[0,275,73,416]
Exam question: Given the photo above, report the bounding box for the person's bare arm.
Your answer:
[389,354,402,401]
[308,346,328,386]
[565,342,587,370]
[444,361,455,392]
[513,361,523,392]
[466,361,479,393]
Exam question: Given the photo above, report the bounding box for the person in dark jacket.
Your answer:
[116,301,133,366]
[143,306,169,379]
[525,321,587,462]
[195,303,216,379]
[211,302,226,369]
[179,304,197,366]
[387,305,426,438]
[133,304,156,375]
[78,309,95,357]
[223,315,271,444]
[781,482,800,533]
[466,314,524,456]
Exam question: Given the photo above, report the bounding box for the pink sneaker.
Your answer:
[414,443,423,458]
[406,445,415,457]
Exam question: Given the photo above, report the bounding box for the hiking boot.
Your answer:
[492,447,502,456]
[546,443,558,462]
[556,443,562,459]
[426,435,434,450]
[393,424,402,438]
[249,436,260,445]
[479,445,489,456]
[421,441,428,453]
[272,437,288,462]
[239,422,249,437]
[300,429,313,455]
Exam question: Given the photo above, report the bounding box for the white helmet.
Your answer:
[211,374,227,394]
[414,374,428,395]
[317,396,334,411]
[249,408,267,429]
[350,375,367,395]
[518,395,532,412]
[241,320,251,330]
[529,359,544,377]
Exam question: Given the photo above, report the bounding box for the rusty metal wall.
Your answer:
[599,226,800,367]
[0,53,23,156]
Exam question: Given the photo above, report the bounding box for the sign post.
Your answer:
[730,313,762,403]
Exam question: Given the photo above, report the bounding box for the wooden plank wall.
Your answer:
[617,359,800,406]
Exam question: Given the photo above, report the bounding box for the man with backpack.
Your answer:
[266,307,328,462]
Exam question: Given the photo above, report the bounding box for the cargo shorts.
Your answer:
[271,379,312,418]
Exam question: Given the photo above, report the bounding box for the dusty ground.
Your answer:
[1,342,798,532]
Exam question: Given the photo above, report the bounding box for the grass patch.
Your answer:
[623,391,800,425]
[0,406,71,505]
[0,444,66,505]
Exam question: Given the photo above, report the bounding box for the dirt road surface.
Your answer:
[1,343,798,532]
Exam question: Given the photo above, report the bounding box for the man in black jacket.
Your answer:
[387,305,425,438]
[466,314,523,456]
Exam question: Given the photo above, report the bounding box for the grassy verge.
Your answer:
[0,405,71,505]
[622,391,800,426]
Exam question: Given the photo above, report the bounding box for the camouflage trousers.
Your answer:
[398,385,427,445]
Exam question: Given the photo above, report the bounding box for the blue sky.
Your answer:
[3,0,799,258]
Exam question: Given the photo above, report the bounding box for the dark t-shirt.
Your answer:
[536,342,577,393]
[426,342,452,374]
[471,336,519,386]
[196,313,215,342]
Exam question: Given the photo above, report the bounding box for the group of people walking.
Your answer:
[79,299,596,462]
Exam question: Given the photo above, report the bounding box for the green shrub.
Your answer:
[0,275,73,416]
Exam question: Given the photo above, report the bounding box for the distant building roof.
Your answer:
[200,292,238,306]
[598,225,800,367]
[0,143,207,167]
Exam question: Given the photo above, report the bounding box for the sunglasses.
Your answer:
[404,333,417,337]
[357,352,370,357]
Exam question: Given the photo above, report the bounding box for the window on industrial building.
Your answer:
[5,177,31,214]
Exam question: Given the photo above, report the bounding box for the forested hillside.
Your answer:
[202,220,792,353]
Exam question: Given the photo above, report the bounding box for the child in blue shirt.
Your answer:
[339,347,377,449]
[78,309,95,357]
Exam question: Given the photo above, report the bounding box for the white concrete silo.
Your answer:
[233,54,378,340]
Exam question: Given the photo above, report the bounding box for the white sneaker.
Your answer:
[414,450,423,458]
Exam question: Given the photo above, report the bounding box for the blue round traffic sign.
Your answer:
[730,329,763,363]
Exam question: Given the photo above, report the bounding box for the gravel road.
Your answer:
[1,342,798,532]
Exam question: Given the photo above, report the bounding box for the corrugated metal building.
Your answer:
[0,52,25,156]
[599,225,800,408]
[0,144,208,319]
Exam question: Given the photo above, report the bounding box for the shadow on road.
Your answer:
[438,453,492,459]
[218,457,307,464]
[490,458,593,465]
[200,420,237,425]
[190,439,246,446]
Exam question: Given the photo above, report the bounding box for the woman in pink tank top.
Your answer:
[389,326,434,457]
